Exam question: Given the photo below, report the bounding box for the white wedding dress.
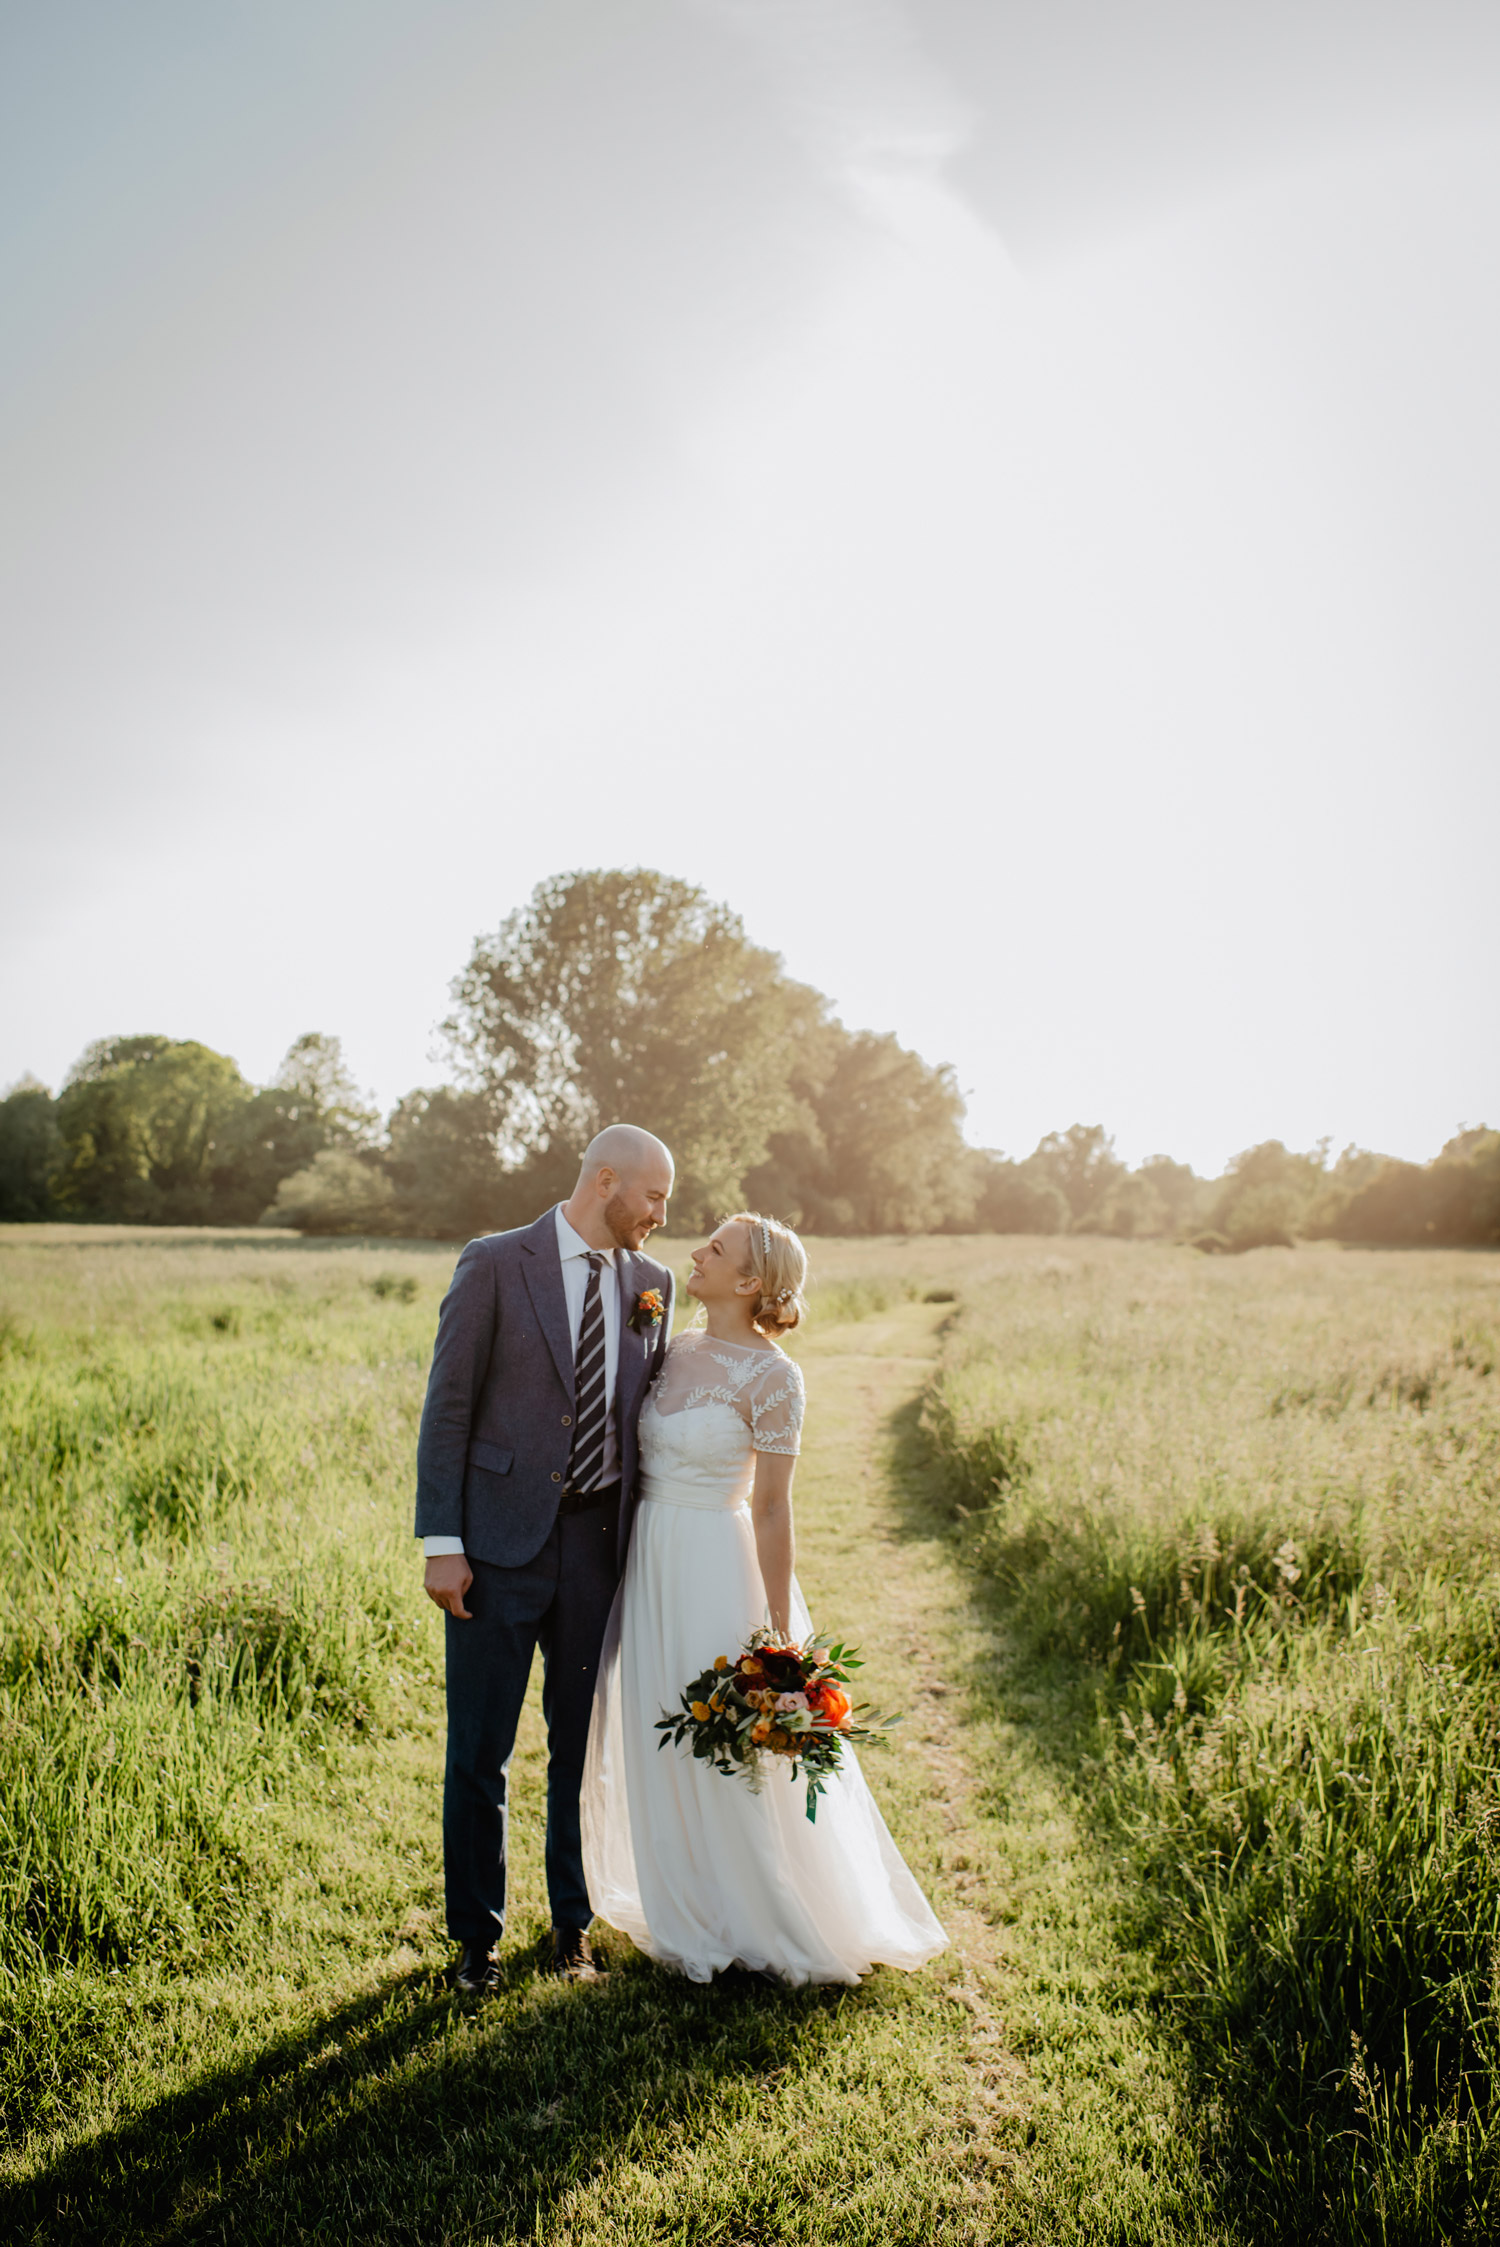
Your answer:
[581,1330,947,1985]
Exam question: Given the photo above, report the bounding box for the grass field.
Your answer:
[1,1224,1495,2241]
[922,1237,1500,2239]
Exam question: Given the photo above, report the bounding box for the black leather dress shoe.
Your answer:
[454,1939,499,1993]
[550,1925,603,1981]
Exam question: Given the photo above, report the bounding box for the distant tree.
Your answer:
[1211,1140,1327,1249]
[445,869,824,1230]
[1428,1128,1500,1242]
[53,1037,254,1223]
[1302,1144,1388,1237]
[964,1152,1068,1235]
[1024,1125,1126,1230]
[743,1028,974,1236]
[385,1086,513,1240]
[0,1078,62,1220]
[1095,1171,1172,1238]
[1315,1128,1500,1246]
[270,1033,379,1147]
[1442,1126,1497,1162]
[1314,1157,1426,1243]
[260,1149,397,1235]
[1135,1154,1206,1234]
[224,1033,378,1222]
[1331,1142,1389,1192]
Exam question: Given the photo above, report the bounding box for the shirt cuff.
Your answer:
[423,1535,467,1558]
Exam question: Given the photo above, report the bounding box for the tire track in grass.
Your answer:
[791,1306,1031,2205]
[786,1302,1232,2245]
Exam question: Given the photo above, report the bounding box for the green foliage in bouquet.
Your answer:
[656,1626,899,1822]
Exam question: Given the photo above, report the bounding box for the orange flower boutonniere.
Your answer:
[628,1287,666,1335]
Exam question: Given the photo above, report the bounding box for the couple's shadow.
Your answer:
[8,1935,867,2245]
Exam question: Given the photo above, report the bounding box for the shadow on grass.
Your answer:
[881,1390,1103,1771]
[6,1937,884,2247]
[878,1387,1496,2246]
[881,1391,1253,2215]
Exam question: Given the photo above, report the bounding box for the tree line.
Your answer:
[2,869,1496,1246]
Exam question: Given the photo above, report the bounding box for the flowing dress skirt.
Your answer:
[581,1481,948,1986]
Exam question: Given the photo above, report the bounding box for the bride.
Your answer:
[581,1211,947,1985]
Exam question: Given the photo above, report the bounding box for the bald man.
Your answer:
[415,1125,676,1987]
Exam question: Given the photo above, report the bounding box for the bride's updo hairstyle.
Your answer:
[730,1211,809,1339]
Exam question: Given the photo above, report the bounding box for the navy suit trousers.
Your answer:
[442,1490,621,1940]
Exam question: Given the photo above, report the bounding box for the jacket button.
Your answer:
[561,1414,572,1427]
[551,1471,562,1483]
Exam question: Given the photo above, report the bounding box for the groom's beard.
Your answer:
[604,1192,654,1252]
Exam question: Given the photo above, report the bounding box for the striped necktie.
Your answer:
[566,1250,608,1493]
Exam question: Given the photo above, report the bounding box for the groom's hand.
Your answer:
[424,1554,474,1619]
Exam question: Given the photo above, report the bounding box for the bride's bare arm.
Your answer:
[751,1450,796,1638]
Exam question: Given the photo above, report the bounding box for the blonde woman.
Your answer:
[581,1213,946,1984]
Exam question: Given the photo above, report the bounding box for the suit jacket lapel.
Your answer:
[520,1208,575,1398]
[614,1251,648,1412]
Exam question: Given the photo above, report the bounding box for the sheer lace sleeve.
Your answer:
[748,1354,805,1455]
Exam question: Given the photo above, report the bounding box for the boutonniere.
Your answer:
[627,1287,666,1335]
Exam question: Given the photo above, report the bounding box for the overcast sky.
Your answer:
[3,0,1497,1174]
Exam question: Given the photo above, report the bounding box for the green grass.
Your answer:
[919,1235,1500,2241]
[10,1222,1492,2240]
[2,1229,1106,2245]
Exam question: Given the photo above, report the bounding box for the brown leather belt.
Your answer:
[557,1480,621,1518]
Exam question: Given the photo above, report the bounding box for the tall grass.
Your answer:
[0,1224,990,2003]
[0,1239,440,1987]
[5,1225,1133,2246]
[920,1239,1500,2239]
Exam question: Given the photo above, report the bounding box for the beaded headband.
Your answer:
[757,1216,796,1306]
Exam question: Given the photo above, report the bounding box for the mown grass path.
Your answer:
[9,1296,1228,2244]
[789,1304,1227,2246]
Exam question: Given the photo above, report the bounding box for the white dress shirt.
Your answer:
[423,1204,621,1559]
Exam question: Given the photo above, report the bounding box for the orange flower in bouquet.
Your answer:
[806,1682,851,1728]
[656,1628,898,1823]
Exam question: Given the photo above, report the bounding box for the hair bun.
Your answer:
[727,1208,809,1339]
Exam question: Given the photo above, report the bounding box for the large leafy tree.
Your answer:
[1133,1153,1206,1234]
[384,1086,513,1240]
[1210,1139,1328,1248]
[219,1033,378,1220]
[53,1037,254,1223]
[1313,1128,1500,1246]
[269,1033,379,1146]
[813,1032,974,1234]
[0,1078,62,1220]
[444,870,823,1228]
[964,1152,1068,1235]
[1023,1124,1126,1229]
[48,1031,373,1226]
[745,1025,975,1235]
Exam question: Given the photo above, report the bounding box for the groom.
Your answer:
[415,1123,676,1988]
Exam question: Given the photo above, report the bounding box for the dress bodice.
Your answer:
[638,1332,803,1511]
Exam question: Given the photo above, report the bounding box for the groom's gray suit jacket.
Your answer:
[414,1207,674,1570]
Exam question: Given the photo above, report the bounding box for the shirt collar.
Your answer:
[555,1203,617,1265]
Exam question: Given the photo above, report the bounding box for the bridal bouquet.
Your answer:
[656,1628,897,1823]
